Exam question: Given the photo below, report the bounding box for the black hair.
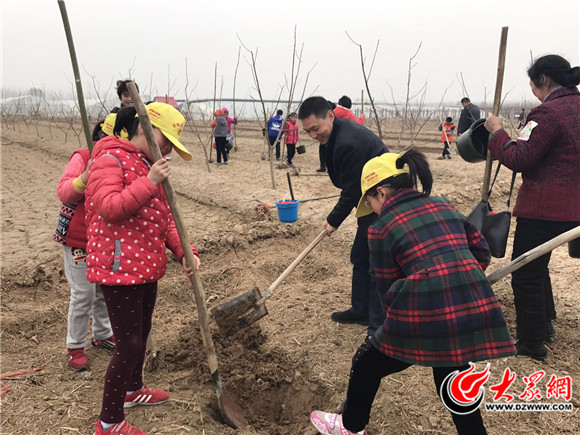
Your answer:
[327,100,337,110]
[289,112,297,117]
[92,120,106,142]
[276,109,283,116]
[460,97,471,103]
[366,149,432,198]
[445,116,453,123]
[116,79,139,100]
[528,54,580,88]
[338,95,352,109]
[298,96,332,120]
[113,106,140,139]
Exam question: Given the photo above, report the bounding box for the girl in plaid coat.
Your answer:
[311,150,515,435]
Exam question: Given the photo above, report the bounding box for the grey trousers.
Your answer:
[63,246,112,349]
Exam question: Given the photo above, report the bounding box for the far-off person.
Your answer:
[110,79,138,113]
[457,97,480,136]
[334,95,365,125]
[438,116,455,159]
[266,109,284,160]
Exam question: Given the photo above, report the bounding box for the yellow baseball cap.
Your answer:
[100,113,128,139]
[144,102,192,161]
[355,153,409,217]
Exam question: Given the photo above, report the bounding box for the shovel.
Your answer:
[127,83,247,429]
[211,229,328,335]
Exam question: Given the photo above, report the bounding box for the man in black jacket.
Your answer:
[458,97,481,136]
[299,96,388,334]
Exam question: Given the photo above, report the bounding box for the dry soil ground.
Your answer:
[1,119,579,434]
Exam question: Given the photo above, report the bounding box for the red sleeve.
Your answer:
[57,153,87,204]
[87,154,157,223]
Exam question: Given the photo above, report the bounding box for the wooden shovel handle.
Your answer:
[487,225,580,285]
[261,229,328,300]
[481,27,509,200]
[127,83,231,421]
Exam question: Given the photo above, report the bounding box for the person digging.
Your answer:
[299,96,388,334]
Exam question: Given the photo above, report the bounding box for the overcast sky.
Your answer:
[1,0,579,108]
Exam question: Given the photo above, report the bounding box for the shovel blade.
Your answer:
[211,287,269,336]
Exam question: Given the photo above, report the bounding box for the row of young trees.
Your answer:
[2,29,531,174]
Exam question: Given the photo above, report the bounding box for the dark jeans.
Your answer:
[100,282,158,424]
[318,144,327,170]
[351,213,385,335]
[442,141,451,157]
[342,338,486,434]
[215,136,228,163]
[511,218,580,341]
[286,143,296,164]
[269,135,281,159]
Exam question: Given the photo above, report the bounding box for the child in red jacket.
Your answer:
[438,116,455,159]
[55,143,114,372]
[86,102,199,435]
[283,112,300,168]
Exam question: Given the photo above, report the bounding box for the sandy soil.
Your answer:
[1,119,579,435]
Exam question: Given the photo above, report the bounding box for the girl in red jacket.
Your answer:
[55,144,114,372]
[283,112,300,168]
[86,102,199,435]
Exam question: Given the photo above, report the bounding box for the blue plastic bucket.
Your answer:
[276,199,300,222]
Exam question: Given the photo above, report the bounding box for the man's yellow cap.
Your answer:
[144,102,192,161]
[355,153,409,218]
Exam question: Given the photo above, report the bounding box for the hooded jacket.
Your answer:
[85,136,197,285]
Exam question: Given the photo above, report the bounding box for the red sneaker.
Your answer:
[67,348,90,371]
[93,420,147,435]
[124,386,169,408]
[91,335,116,350]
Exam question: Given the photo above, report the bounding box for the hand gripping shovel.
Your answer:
[127,83,247,429]
[211,229,328,336]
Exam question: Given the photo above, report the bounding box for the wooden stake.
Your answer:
[57,0,92,152]
[481,27,508,200]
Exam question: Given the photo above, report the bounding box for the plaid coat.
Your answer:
[369,189,516,367]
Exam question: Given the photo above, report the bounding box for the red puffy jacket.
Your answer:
[334,105,365,125]
[85,136,198,285]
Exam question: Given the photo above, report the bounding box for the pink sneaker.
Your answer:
[124,386,169,408]
[310,411,367,435]
[67,348,90,371]
[93,420,147,435]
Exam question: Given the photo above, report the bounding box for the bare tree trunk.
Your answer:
[345,32,382,139]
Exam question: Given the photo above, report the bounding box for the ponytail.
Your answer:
[114,106,139,139]
[528,55,580,88]
[367,148,433,197]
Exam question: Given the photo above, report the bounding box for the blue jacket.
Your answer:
[267,115,284,137]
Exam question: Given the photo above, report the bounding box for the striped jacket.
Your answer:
[368,189,515,367]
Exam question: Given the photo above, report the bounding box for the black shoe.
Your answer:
[545,320,557,343]
[316,167,326,173]
[516,340,548,362]
[330,309,369,326]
